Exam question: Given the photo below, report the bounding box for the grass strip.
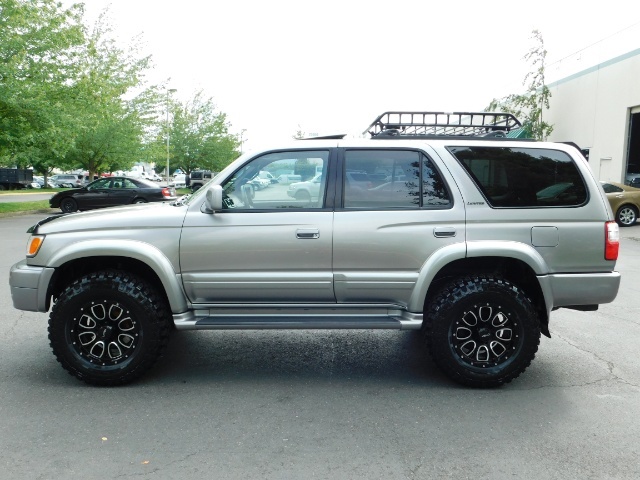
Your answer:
[0,200,51,215]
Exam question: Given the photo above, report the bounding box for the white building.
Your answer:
[545,47,640,183]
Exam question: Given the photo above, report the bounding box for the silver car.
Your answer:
[9,111,621,388]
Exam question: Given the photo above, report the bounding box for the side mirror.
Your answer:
[204,185,223,212]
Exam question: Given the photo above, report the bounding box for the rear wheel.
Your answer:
[133,198,147,204]
[423,275,540,387]
[60,198,78,213]
[616,205,637,226]
[48,270,171,386]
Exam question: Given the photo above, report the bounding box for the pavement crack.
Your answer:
[554,332,640,389]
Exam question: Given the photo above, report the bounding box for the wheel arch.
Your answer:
[411,243,551,337]
[45,240,188,313]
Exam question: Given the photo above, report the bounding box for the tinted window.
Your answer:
[449,146,587,207]
[343,150,451,208]
[88,178,111,190]
[601,183,623,193]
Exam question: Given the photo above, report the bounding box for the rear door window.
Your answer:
[448,146,587,207]
[343,149,451,208]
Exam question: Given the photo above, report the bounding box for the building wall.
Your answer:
[546,48,640,182]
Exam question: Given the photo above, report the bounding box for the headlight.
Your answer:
[26,235,45,257]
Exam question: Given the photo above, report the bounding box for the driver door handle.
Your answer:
[296,228,320,239]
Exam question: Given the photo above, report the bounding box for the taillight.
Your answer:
[605,221,619,261]
[161,187,171,197]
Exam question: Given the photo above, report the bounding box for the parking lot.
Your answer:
[1,212,639,479]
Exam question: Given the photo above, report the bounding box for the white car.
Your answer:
[258,171,278,184]
[287,173,323,202]
[172,173,186,187]
[249,175,270,190]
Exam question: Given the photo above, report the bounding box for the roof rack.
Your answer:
[365,111,523,138]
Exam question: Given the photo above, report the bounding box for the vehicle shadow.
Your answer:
[148,329,456,388]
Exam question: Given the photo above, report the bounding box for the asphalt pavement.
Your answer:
[1,213,639,479]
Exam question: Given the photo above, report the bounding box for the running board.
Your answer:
[173,307,422,331]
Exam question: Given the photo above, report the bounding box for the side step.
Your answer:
[173,307,423,331]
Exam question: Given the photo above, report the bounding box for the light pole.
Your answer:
[165,88,177,186]
[240,129,247,153]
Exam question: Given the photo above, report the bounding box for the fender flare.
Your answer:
[408,240,552,313]
[47,239,188,313]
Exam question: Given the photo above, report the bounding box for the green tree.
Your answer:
[486,30,553,141]
[0,0,85,172]
[165,91,240,175]
[62,12,158,179]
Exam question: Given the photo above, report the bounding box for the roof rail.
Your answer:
[365,111,523,138]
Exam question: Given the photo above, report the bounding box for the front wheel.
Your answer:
[616,205,637,226]
[423,275,540,387]
[60,197,78,213]
[48,270,171,385]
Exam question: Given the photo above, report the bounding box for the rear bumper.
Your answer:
[540,271,621,311]
[9,260,54,313]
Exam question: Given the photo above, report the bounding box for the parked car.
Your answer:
[625,164,640,185]
[49,176,177,212]
[601,181,640,226]
[258,170,278,184]
[190,170,214,192]
[172,173,187,187]
[248,175,270,190]
[81,175,99,185]
[628,177,640,188]
[287,173,323,203]
[32,176,56,188]
[49,174,83,188]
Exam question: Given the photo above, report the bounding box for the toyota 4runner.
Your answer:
[9,111,621,387]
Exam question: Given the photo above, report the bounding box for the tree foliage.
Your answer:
[486,30,553,141]
[62,12,158,179]
[0,1,238,181]
[0,0,85,168]
[164,91,240,175]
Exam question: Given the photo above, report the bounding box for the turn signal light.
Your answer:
[27,235,45,257]
[605,221,619,261]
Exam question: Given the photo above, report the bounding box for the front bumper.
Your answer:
[9,260,54,313]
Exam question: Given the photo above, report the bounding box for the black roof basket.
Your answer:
[365,111,523,138]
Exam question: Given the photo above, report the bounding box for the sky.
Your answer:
[63,0,640,152]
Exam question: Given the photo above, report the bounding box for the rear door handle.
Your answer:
[296,228,320,239]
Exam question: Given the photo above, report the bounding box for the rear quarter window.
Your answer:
[448,146,587,207]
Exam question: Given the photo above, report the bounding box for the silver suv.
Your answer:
[9,111,621,387]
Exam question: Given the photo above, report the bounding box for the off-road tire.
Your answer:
[423,275,540,387]
[48,270,171,386]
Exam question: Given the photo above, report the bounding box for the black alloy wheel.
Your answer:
[423,275,540,387]
[48,270,171,385]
